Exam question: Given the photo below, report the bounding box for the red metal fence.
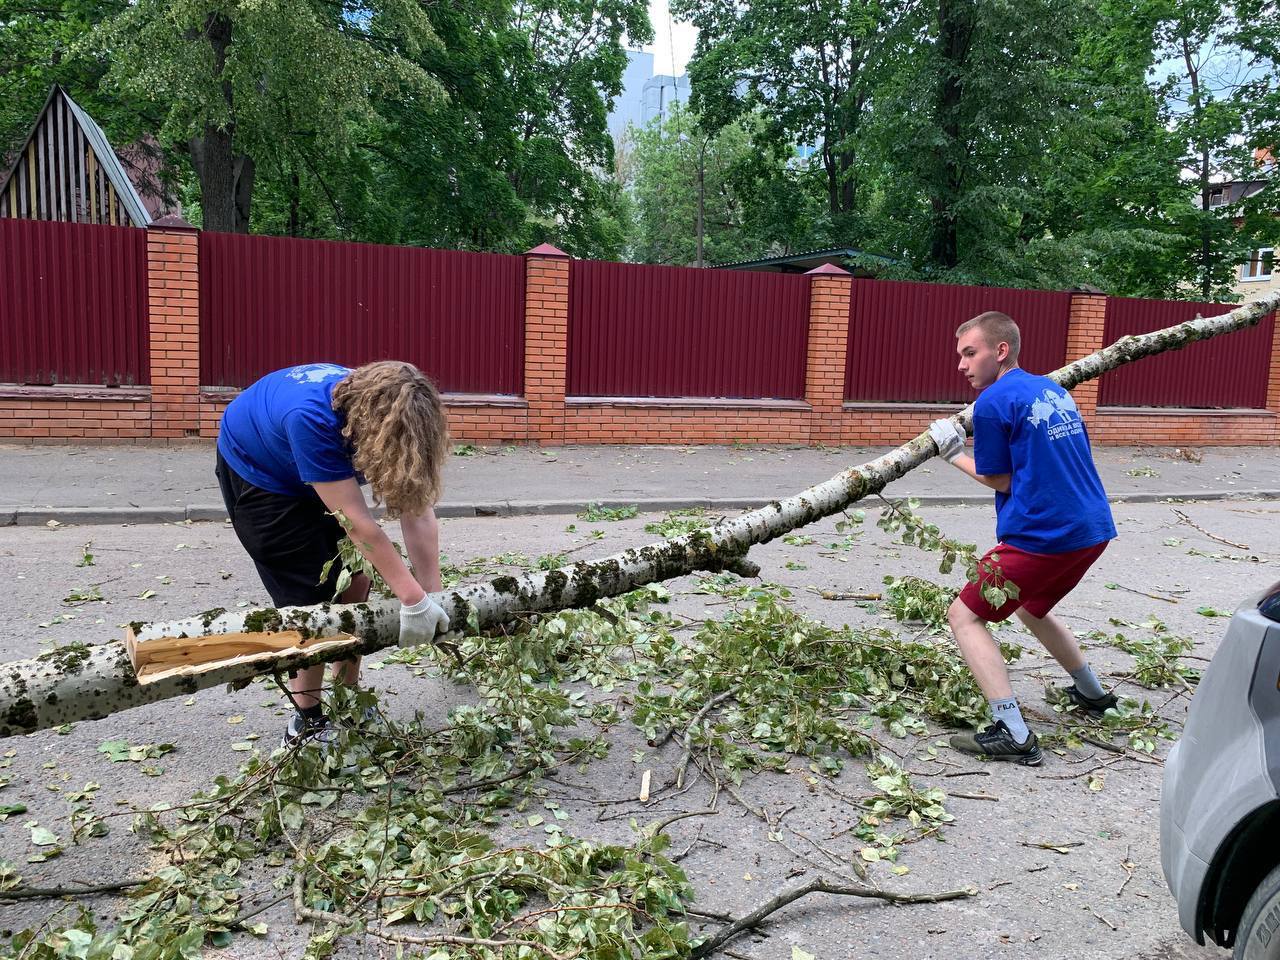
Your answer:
[0,218,148,385]
[846,280,1074,403]
[199,232,525,394]
[1098,297,1275,408]
[568,260,810,398]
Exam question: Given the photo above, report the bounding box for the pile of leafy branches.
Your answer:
[632,579,1020,781]
[880,575,957,632]
[1107,617,1201,690]
[3,588,696,960]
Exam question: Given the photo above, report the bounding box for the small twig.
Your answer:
[1174,508,1249,550]
[818,592,881,601]
[675,692,737,789]
[650,809,718,836]
[1087,905,1118,931]
[1117,845,1136,898]
[653,689,735,750]
[442,763,541,795]
[790,825,847,866]
[1019,840,1083,854]
[947,791,998,802]
[1037,756,1129,781]
[1106,582,1179,604]
[0,878,149,900]
[689,877,977,958]
[14,906,71,960]
[228,892,293,930]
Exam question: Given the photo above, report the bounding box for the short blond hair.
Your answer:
[331,361,450,518]
[956,311,1021,361]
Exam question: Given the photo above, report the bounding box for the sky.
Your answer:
[644,0,697,77]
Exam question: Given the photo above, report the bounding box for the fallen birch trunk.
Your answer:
[2,290,1277,738]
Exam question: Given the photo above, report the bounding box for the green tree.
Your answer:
[864,0,1098,279]
[317,0,651,257]
[622,105,818,265]
[94,0,445,233]
[675,0,912,243]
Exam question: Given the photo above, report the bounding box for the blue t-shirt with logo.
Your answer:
[217,364,357,497]
[971,368,1116,554]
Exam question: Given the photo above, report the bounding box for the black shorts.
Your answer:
[215,451,344,608]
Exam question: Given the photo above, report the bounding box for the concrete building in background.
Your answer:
[607,50,694,142]
[608,50,655,141]
[641,73,691,127]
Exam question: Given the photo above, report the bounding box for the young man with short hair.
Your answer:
[928,311,1117,766]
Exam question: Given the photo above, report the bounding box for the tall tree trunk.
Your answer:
[930,0,974,269]
[2,290,1279,739]
[288,166,300,238]
[187,12,253,233]
[1182,34,1213,300]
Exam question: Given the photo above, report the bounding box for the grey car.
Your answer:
[1162,583,1280,958]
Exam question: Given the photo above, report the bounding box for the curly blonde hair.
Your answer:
[330,361,450,518]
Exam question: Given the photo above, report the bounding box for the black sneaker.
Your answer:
[1054,684,1118,719]
[949,720,1043,766]
[281,713,335,748]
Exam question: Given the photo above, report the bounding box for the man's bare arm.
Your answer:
[948,454,1011,494]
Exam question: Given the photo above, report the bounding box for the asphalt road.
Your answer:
[2,499,1271,958]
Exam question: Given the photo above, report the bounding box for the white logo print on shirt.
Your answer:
[286,363,348,383]
[1026,389,1083,440]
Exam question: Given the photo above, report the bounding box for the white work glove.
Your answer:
[928,418,966,463]
[398,593,451,648]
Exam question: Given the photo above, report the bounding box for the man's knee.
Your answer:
[948,595,978,631]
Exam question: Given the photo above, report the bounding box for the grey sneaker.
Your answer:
[1053,684,1118,719]
[949,720,1043,766]
[281,713,336,748]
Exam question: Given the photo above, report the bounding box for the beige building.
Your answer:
[1218,153,1276,303]
[1235,245,1277,302]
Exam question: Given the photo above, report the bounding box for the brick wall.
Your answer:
[0,386,151,442]
[1,229,1277,447]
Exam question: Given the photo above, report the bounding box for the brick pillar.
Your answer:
[804,264,853,445]
[523,243,570,444]
[1065,289,1108,424]
[146,216,200,439]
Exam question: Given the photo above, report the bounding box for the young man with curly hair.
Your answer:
[215,361,452,745]
[928,311,1117,766]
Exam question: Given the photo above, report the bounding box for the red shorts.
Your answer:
[958,540,1108,622]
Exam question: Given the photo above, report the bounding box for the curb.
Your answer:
[3,488,1280,526]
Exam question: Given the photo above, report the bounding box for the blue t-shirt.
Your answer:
[217,364,358,497]
[972,368,1116,554]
